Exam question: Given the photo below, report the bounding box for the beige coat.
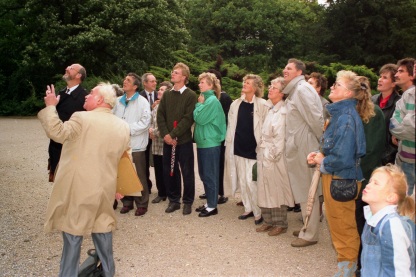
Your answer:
[38,106,130,236]
[283,76,323,203]
[224,96,268,196]
[257,100,294,208]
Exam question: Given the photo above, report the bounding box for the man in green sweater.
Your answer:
[157,62,198,215]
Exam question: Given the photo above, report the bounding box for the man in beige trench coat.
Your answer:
[282,59,324,247]
[38,82,130,277]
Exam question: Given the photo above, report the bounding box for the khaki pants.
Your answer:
[322,174,361,262]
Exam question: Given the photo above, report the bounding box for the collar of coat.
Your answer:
[282,75,305,96]
[119,92,139,106]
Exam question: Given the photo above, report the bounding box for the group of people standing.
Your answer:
[39,57,415,277]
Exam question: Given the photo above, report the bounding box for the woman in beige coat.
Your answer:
[224,74,268,225]
[256,77,294,236]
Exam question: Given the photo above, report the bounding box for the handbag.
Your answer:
[78,249,103,277]
[330,178,358,202]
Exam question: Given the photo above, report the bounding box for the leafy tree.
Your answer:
[185,0,323,72]
[0,0,189,114]
[322,0,416,68]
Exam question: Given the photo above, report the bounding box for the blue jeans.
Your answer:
[197,146,220,208]
[396,158,415,195]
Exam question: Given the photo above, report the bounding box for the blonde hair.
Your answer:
[97,82,117,108]
[336,71,375,123]
[371,164,415,221]
[243,74,264,98]
[198,72,221,98]
[173,62,190,84]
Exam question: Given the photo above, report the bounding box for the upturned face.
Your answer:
[394,65,414,89]
[267,83,284,103]
[308,77,320,95]
[377,72,396,94]
[198,78,212,93]
[362,171,393,206]
[157,85,167,99]
[63,64,81,82]
[83,86,101,111]
[283,62,302,83]
[242,78,256,95]
[122,76,137,94]
[170,68,186,85]
[328,78,351,103]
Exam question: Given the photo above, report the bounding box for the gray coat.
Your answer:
[283,76,324,203]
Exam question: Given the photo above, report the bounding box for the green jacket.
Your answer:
[193,90,226,148]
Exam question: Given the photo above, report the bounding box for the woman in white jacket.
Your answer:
[224,74,268,225]
[256,77,294,236]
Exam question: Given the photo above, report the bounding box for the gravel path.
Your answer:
[0,117,337,276]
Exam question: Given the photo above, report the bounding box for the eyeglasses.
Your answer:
[332,81,349,91]
[268,85,279,90]
[171,70,182,75]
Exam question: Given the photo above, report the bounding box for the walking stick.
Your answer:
[170,121,178,176]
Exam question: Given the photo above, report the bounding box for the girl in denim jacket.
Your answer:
[361,164,415,276]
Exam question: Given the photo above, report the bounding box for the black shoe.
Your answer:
[254,216,264,225]
[294,204,301,213]
[113,200,118,210]
[199,193,207,199]
[152,196,167,203]
[195,205,206,212]
[183,204,192,215]
[238,212,254,220]
[287,206,295,211]
[165,202,180,213]
[199,208,218,217]
[218,196,228,204]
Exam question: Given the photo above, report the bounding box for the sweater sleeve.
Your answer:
[156,92,169,138]
[389,90,415,141]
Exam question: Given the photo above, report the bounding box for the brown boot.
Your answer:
[48,172,55,182]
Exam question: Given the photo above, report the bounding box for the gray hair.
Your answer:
[97,82,117,108]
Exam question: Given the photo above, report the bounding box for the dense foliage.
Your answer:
[0,0,415,115]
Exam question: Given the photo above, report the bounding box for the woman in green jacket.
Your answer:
[193,72,226,217]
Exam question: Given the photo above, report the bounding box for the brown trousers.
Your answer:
[322,174,361,262]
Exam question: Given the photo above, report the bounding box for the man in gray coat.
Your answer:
[282,58,324,247]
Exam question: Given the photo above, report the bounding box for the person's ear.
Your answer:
[386,192,398,204]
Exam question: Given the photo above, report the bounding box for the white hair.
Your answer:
[97,82,117,108]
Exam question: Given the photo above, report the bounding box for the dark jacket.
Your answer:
[371,92,401,164]
[48,85,88,172]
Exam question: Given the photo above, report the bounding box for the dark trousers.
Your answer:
[144,140,152,192]
[163,141,195,204]
[219,142,226,196]
[153,154,166,197]
[121,151,149,208]
[60,232,115,277]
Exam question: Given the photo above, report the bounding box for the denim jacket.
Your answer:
[320,99,366,180]
[361,205,415,277]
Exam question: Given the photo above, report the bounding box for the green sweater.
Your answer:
[193,90,226,148]
[157,87,198,145]
[360,105,385,187]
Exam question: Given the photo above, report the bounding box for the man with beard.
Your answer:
[46,64,88,182]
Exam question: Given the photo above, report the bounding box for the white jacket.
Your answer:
[113,93,151,152]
